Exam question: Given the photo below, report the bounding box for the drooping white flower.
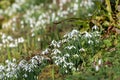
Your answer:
[98,59,102,65]
[74,3,78,11]
[65,70,68,73]
[37,38,41,41]
[0,65,5,72]
[52,49,61,55]
[65,46,76,50]
[31,33,35,37]
[95,65,99,71]
[79,48,85,52]
[92,25,98,30]
[42,48,50,55]
[23,74,28,78]
[80,0,94,9]
[18,37,24,43]
[1,34,6,39]
[64,29,79,39]
[84,31,92,38]
[73,54,79,58]
[50,40,60,48]
[7,36,13,41]
[51,13,55,22]
[64,53,70,57]
[12,58,16,62]
[9,43,17,48]
[88,40,93,44]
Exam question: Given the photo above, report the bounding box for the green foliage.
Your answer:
[0,0,120,80]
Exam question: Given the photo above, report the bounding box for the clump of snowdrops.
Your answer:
[0,55,48,80]
[42,26,102,74]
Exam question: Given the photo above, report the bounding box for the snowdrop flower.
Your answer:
[73,54,79,58]
[72,68,76,71]
[2,39,9,44]
[20,20,24,25]
[12,58,16,62]
[18,56,44,72]
[74,3,78,11]
[42,48,50,55]
[7,36,13,41]
[92,25,98,30]
[21,25,24,28]
[18,37,24,43]
[70,29,79,37]
[63,64,67,68]
[51,40,60,48]
[12,27,15,31]
[31,33,35,37]
[98,59,102,65]
[65,70,68,73]
[30,24,34,28]
[54,60,59,65]
[31,55,44,65]
[60,57,66,63]
[67,62,74,69]
[52,13,55,21]
[79,48,85,52]
[0,65,5,72]
[95,65,99,71]
[1,34,6,39]
[23,74,28,78]
[88,13,92,16]
[95,40,99,43]
[30,59,38,66]
[84,31,92,38]
[60,39,66,44]
[5,60,10,64]
[64,53,70,57]
[6,72,12,78]
[65,46,76,50]
[9,43,17,48]
[52,49,61,55]
[64,29,79,39]
[93,31,100,37]
[18,60,27,68]
[12,17,16,22]
[80,0,94,9]
[12,4,21,10]
[35,21,41,27]
[49,4,53,9]
[88,40,93,44]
